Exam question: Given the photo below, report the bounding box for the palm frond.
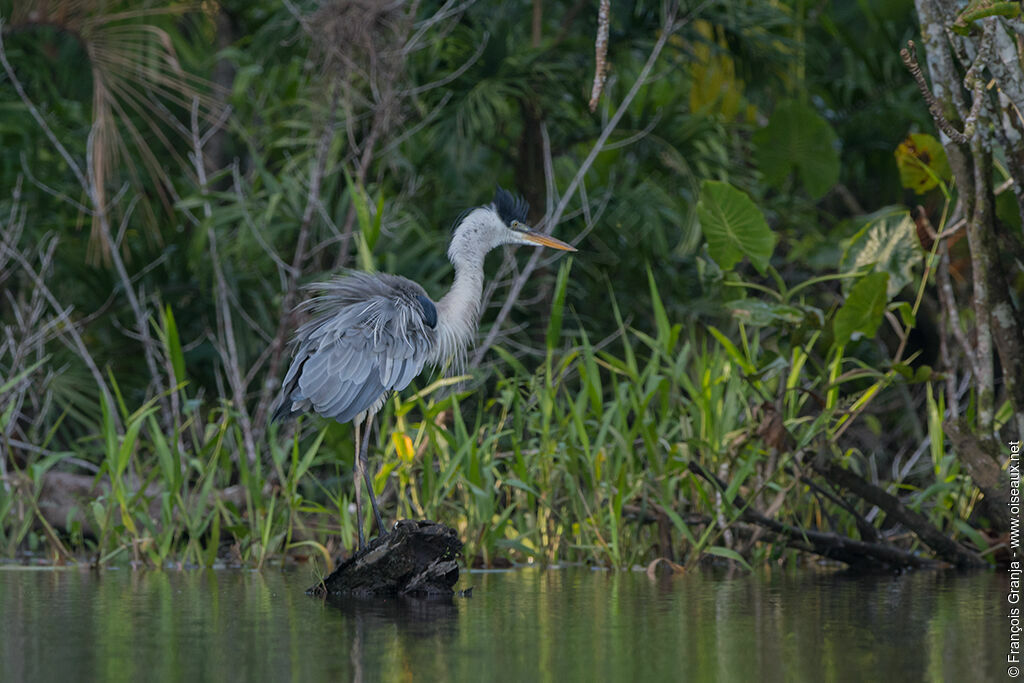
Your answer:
[5,1,226,262]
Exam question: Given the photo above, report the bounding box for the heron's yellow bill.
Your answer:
[522,231,577,251]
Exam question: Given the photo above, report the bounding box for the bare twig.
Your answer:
[258,86,341,430]
[17,152,93,214]
[936,243,980,379]
[473,1,695,365]
[589,0,611,112]
[2,20,169,418]
[900,40,969,144]
[3,235,120,431]
[375,92,455,165]
[402,33,488,96]
[86,130,169,409]
[403,0,477,55]
[599,113,663,151]
[232,165,294,284]
[191,98,257,462]
[960,29,994,139]
[208,228,259,464]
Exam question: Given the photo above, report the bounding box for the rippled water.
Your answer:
[0,566,1008,681]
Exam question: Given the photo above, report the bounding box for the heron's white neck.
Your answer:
[432,211,496,367]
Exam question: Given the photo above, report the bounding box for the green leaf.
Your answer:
[894,133,951,194]
[890,301,916,328]
[997,187,1023,232]
[162,305,186,385]
[545,258,572,350]
[892,362,933,383]
[892,362,914,381]
[293,427,328,484]
[344,169,378,270]
[728,299,805,327]
[697,181,776,274]
[117,411,150,479]
[833,272,890,345]
[0,357,46,397]
[840,208,923,297]
[952,0,1021,35]
[491,345,529,378]
[0,399,15,433]
[647,266,671,342]
[230,64,265,101]
[705,546,753,571]
[951,518,990,552]
[707,325,755,374]
[753,100,840,199]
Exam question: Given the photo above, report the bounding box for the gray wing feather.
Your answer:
[393,358,418,390]
[336,376,387,423]
[273,272,437,424]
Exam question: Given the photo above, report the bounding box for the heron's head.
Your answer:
[449,187,576,264]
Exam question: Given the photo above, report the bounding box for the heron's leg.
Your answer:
[360,413,386,537]
[353,419,366,551]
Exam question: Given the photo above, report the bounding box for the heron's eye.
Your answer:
[510,220,522,230]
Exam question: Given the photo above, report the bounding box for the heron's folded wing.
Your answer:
[287,275,437,423]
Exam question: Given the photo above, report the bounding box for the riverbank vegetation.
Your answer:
[1,0,1020,571]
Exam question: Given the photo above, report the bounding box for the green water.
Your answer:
[0,566,1008,681]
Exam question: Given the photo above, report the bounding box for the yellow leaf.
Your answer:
[392,431,415,462]
[120,503,137,535]
[894,133,951,194]
[689,21,748,120]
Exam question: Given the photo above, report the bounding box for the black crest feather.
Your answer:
[450,207,473,233]
[492,186,529,226]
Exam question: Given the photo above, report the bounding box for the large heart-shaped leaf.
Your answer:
[697,180,776,274]
[753,100,840,199]
[833,271,890,345]
[840,207,923,297]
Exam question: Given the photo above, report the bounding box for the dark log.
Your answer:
[308,520,463,599]
[809,454,987,568]
[687,461,936,571]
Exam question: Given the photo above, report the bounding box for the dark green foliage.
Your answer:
[833,271,889,345]
[753,100,840,200]
[0,0,1013,568]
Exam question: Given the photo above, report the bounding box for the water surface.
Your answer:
[0,566,1007,681]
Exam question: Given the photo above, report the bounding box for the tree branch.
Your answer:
[589,0,611,112]
[473,1,695,365]
[900,40,968,144]
[258,87,340,431]
[687,461,932,570]
[810,454,986,568]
